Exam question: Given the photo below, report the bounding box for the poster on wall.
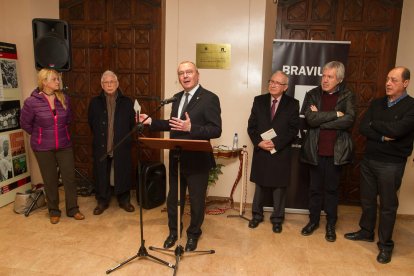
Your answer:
[0,42,31,207]
[269,39,350,212]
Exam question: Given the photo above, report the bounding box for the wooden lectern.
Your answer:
[141,137,215,276]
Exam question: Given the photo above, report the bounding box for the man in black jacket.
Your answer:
[300,61,356,242]
[88,70,136,215]
[345,66,414,264]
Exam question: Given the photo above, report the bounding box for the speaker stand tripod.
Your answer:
[106,104,174,274]
[148,145,215,276]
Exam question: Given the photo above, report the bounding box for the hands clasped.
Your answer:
[258,140,275,152]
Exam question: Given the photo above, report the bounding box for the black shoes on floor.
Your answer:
[248,218,282,233]
[301,222,319,236]
[119,202,135,212]
[344,230,391,264]
[185,238,198,251]
[376,249,392,264]
[93,201,135,215]
[325,224,336,242]
[272,223,282,233]
[163,234,198,251]
[93,204,109,215]
[163,234,178,249]
[344,230,374,242]
[248,218,263,229]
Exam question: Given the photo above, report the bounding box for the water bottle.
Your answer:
[232,133,238,150]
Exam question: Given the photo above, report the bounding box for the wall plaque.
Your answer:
[196,43,231,69]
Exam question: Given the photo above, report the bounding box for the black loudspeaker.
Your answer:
[137,162,166,209]
[32,18,71,71]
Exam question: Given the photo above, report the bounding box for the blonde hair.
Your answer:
[37,68,67,110]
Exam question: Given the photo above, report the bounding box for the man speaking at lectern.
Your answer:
[140,61,222,251]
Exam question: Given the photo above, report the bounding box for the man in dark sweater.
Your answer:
[300,61,356,242]
[345,66,414,264]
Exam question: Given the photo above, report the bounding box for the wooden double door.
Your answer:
[59,0,163,187]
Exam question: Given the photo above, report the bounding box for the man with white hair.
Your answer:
[300,61,356,242]
[88,70,136,215]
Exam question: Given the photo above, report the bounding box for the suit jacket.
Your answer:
[247,93,299,187]
[150,85,222,173]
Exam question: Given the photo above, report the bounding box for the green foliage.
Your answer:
[208,163,224,186]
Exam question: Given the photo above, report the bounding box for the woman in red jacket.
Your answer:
[20,68,84,224]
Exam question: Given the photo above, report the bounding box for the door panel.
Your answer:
[60,0,162,189]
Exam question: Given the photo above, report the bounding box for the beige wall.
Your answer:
[0,0,59,185]
[164,0,274,204]
[1,0,412,214]
[395,0,414,215]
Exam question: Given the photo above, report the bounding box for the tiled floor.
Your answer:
[1,190,413,275]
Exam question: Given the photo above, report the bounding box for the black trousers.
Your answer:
[167,160,209,239]
[308,156,342,225]
[95,157,130,206]
[251,185,286,224]
[34,148,79,217]
[359,157,405,252]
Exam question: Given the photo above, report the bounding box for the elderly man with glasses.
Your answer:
[247,70,300,233]
[88,70,136,215]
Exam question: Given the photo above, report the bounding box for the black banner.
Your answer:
[269,39,350,211]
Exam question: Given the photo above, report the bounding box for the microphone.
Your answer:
[161,96,178,105]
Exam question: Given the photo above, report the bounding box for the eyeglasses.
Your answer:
[386,77,402,84]
[102,80,117,85]
[268,80,287,86]
[178,70,194,76]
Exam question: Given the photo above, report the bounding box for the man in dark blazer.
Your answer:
[140,61,222,251]
[247,71,300,233]
[88,70,136,215]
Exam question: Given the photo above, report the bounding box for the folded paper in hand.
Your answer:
[260,128,277,154]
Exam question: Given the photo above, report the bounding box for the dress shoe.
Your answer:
[50,216,60,224]
[344,230,374,242]
[93,204,108,215]
[248,218,263,229]
[325,224,336,242]
[185,238,198,251]
[377,249,392,264]
[73,212,85,220]
[301,222,319,236]
[272,223,282,233]
[119,202,135,212]
[163,234,177,249]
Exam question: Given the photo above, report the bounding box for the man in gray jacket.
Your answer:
[300,61,356,242]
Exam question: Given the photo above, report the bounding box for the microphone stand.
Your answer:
[106,101,175,274]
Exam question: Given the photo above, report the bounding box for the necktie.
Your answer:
[271,99,277,119]
[180,92,189,118]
